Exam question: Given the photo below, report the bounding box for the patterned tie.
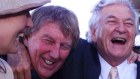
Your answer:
[109,67,118,79]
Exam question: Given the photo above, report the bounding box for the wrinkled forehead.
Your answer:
[100,4,134,20]
[41,21,73,39]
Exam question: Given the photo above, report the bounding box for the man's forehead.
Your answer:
[100,4,133,19]
[101,4,130,12]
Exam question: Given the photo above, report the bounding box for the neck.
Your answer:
[99,53,128,67]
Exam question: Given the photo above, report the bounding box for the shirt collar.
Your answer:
[117,60,127,79]
[99,54,111,79]
[99,54,129,79]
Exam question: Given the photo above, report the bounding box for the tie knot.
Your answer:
[109,67,118,79]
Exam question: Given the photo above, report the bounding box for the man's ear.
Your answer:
[24,38,29,48]
[90,27,97,42]
[27,17,33,27]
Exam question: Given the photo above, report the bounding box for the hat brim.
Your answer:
[0,0,51,15]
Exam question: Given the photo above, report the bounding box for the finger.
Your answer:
[24,67,31,79]
[14,73,17,79]
[130,53,137,63]
[17,67,24,79]
[13,69,17,79]
[138,54,140,61]
[17,73,24,79]
[127,52,136,64]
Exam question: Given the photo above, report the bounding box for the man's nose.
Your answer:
[117,23,127,34]
[50,46,60,60]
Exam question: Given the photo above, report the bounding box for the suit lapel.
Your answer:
[83,44,101,79]
[136,61,140,79]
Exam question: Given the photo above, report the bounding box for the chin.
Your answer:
[39,72,53,79]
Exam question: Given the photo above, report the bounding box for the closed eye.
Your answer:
[42,35,55,44]
[124,19,134,27]
[60,43,72,50]
[107,20,117,25]
[124,22,134,27]
[44,38,54,44]
[105,15,118,25]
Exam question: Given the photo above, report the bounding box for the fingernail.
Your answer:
[129,61,133,64]
[138,58,140,61]
[127,61,130,64]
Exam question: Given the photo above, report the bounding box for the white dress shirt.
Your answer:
[0,58,14,79]
[98,54,137,79]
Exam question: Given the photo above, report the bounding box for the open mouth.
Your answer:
[111,37,126,45]
[42,57,54,65]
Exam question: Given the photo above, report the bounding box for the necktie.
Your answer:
[109,67,118,79]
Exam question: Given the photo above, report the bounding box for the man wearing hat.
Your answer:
[0,0,50,79]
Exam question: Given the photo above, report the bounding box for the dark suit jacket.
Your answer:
[50,38,101,79]
[31,70,41,79]
[32,38,140,79]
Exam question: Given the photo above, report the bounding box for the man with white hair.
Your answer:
[0,0,50,79]
[50,0,140,79]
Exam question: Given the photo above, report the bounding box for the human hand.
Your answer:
[138,54,140,61]
[133,46,140,61]
[7,43,31,79]
[127,50,138,64]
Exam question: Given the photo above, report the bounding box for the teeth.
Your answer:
[111,37,126,44]
[44,58,53,65]
[114,38,125,42]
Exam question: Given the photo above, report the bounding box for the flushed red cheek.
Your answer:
[61,52,70,60]
[38,44,48,52]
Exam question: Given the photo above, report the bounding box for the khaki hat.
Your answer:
[0,0,51,15]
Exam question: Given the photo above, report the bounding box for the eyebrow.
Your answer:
[106,15,134,22]
[105,15,117,20]
[42,34,52,39]
[124,18,134,22]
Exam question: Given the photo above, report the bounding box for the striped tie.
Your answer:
[109,67,118,79]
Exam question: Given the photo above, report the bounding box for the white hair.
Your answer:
[87,0,139,42]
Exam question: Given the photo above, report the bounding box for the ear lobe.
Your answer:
[91,27,97,42]
[24,38,29,47]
